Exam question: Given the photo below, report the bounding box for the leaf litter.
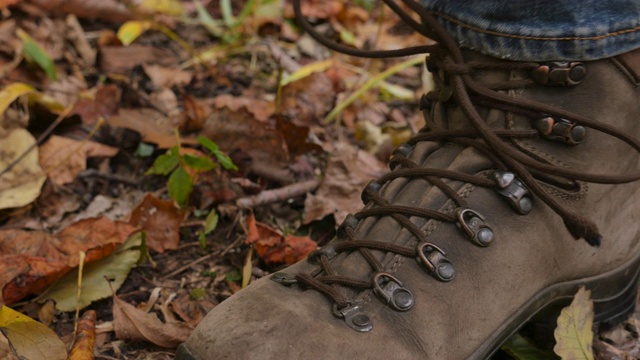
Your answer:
[0,0,638,359]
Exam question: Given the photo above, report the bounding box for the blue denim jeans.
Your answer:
[420,0,640,61]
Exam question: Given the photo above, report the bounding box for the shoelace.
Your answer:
[278,0,640,330]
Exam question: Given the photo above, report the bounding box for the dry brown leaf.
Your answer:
[279,72,334,126]
[99,45,178,74]
[0,0,20,9]
[275,115,323,157]
[129,193,188,253]
[108,108,198,149]
[170,293,216,329]
[71,84,121,125]
[212,94,275,122]
[68,310,96,360]
[39,135,119,185]
[303,142,387,224]
[201,106,287,164]
[0,217,136,305]
[245,214,317,265]
[112,295,191,348]
[27,0,132,22]
[142,64,193,89]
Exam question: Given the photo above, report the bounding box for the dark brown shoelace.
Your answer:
[284,0,640,322]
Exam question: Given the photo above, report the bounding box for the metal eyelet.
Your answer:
[307,244,338,265]
[372,272,414,311]
[491,171,533,215]
[271,272,297,285]
[416,242,455,282]
[532,116,586,145]
[361,180,382,204]
[337,214,359,238]
[332,302,373,332]
[531,62,587,86]
[455,208,494,247]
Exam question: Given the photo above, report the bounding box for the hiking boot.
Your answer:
[176,1,640,358]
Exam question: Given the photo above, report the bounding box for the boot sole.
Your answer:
[175,251,640,360]
[476,249,640,359]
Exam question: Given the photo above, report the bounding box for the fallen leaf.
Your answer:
[16,28,57,80]
[117,21,153,46]
[279,72,335,126]
[0,82,36,116]
[0,305,67,360]
[142,64,193,89]
[68,310,96,360]
[275,115,323,157]
[212,94,275,122]
[303,142,386,224]
[0,217,136,305]
[245,214,317,265]
[170,293,216,329]
[41,232,143,311]
[112,295,192,348]
[0,0,20,9]
[141,0,184,16]
[0,128,46,210]
[27,0,132,22]
[129,194,188,253]
[108,108,198,149]
[242,248,253,288]
[39,135,119,185]
[71,84,121,125]
[99,45,178,74]
[553,286,595,360]
[501,333,559,359]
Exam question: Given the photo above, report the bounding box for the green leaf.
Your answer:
[198,232,207,249]
[146,146,179,175]
[213,150,238,171]
[16,29,56,80]
[134,142,155,157]
[502,333,559,360]
[553,287,594,360]
[40,233,143,312]
[203,209,219,234]
[197,136,220,153]
[0,306,67,360]
[182,153,216,171]
[168,167,193,207]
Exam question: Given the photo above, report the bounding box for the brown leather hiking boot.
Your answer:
[176,1,640,359]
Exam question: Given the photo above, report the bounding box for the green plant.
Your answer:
[145,136,237,207]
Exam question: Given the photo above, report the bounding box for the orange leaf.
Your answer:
[129,193,188,253]
[0,217,136,305]
[68,310,96,360]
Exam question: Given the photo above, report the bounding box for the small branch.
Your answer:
[236,179,319,208]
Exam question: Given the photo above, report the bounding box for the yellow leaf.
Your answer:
[141,0,184,16]
[242,248,253,288]
[280,59,334,87]
[0,128,46,210]
[0,306,67,360]
[553,286,595,360]
[0,82,36,115]
[117,21,153,46]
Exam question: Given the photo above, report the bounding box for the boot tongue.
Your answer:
[431,50,514,131]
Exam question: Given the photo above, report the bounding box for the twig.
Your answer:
[236,179,320,208]
[160,235,243,280]
[77,169,138,186]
